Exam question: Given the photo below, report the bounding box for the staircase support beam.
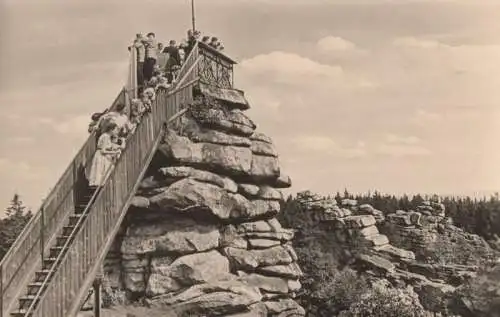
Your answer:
[92,277,102,317]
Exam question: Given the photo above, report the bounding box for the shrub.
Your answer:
[339,284,432,317]
[418,232,495,266]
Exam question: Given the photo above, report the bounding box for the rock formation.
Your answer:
[381,202,492,264]
[94,95,305,317]
[301,196,494,315]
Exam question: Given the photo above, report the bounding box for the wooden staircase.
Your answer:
[0,41,205,317]
[11,187,96,317]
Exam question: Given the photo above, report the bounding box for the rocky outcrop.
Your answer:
[300,196,489,315]
[307,197,414,264]
[96,95,303,316]
[381,201,493,267]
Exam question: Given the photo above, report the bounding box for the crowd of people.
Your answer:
[130,30,225,89]
[86,30,225,188]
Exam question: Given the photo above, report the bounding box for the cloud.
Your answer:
[317,36,357,52]
[393,37,444,49]
[385,133,422,145]
[411,109,443,125]
[238,50,376,92]
[52,115,91,137]
[376,144,432,157]
[6,136,35,145]
[291,135,367,158]
[375,133,431,157]
[240,51,344,83]
[392,36,500,75]
[0,158,49,181]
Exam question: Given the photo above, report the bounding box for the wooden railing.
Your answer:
[0,90,126,317]
[177,41,199,86]
[0,37,205,316]
[32,80,197,317]
[197,41,235,89]
[28,41,201,317]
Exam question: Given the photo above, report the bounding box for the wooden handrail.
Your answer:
[32,80,197,317]
[0,88,126,317]
[0,38,203,317]
[28,41,201,317]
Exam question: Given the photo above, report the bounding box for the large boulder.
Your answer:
[158,166,238,193]
[265,299,306,317]
[179,116,252,147]
[149,178,279,221]
[159,131,253,175]
[148,280,263,317]
[223,246,295,270]
[147,250,231,296]
[121,217,220,255]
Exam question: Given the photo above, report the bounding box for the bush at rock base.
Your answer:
[338,284,431,317]
[450,264,500,317]
[328,268,368,313]
[418,232,495,266]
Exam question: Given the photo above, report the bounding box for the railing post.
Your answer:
[92,276,102,317]
[40,207,44,263]
[1,264,3,317]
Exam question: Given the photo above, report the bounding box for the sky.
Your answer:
[1,0,500,214]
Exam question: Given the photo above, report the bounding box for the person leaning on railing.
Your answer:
[87,122,122,188]
[99,103,134,148]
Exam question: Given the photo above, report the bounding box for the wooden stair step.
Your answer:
[49,246,65,258]
[56,236,70,246]
[62,225,76,236]
[11,310,32,317]
[68,214,86,226]
[19,295,37,308]
[26,282,44,296]
[34,269,51,282]
[42,257,57,270]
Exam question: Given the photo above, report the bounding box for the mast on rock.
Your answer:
[191,0,196,33]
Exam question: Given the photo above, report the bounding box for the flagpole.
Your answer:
[191,0,196,32]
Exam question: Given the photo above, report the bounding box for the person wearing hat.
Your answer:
[99,103,133,144]
[88,109,109,134]
[201,36,210,44]
[209,37,219,48]
[143,32,158,82]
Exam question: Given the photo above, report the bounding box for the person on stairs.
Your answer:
[100,103,133,141]
[87,122,122,188]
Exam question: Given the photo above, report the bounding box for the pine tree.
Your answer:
[5,194,26,218]
[0,194,33,259]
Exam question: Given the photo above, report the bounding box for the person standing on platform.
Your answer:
[144,32,158,82]
[132,33,146,87]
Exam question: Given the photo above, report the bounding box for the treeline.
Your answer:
[0,194,33,259]
[290,189,500,242]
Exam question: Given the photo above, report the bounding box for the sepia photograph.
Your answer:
[0,0,499,316]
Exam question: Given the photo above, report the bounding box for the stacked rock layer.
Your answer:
[303,197,491,314]
[101,97,305,317]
